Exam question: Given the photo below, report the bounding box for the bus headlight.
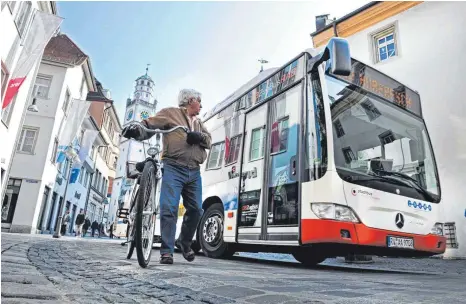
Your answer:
[431,223,443,236]
[311,203,360,223]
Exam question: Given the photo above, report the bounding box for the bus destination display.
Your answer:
[329,59,422,117]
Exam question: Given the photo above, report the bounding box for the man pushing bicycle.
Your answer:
[122,89,211,264]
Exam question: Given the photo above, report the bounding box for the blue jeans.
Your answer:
[159,161,203,255]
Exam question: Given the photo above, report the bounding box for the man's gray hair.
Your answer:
[178,89,201,107]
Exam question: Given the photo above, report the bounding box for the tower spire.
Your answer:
[145,63,151,76]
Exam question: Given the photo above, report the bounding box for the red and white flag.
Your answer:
[2,9,63,109]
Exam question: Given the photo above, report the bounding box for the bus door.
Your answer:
[237,84,302,244]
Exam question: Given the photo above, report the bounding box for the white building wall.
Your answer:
[0,2,55,203]
[325,1,466,258]
[8,60,91,233]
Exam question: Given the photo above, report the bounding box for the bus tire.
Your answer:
[292,250,326,266]
[199,203,234,259]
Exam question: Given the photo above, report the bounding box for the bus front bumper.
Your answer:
[301,219,446,257]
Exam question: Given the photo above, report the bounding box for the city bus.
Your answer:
[154,38,446,265]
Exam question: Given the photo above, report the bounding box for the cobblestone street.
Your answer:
[2,233,466,304]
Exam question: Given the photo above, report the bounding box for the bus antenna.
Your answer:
[258,58,269,73]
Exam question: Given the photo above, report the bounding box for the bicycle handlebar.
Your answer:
[126,121,189,134]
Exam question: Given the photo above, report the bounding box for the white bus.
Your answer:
[155,38,446,265]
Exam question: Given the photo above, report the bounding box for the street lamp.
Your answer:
[52,145,81,238]
[27,98,39,112]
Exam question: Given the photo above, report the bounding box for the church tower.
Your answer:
[124,65,157,126]
[111,66,161,211]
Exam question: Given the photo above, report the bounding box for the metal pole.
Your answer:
[52,158,74,238]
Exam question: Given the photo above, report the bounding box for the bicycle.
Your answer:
[117,122,188,268]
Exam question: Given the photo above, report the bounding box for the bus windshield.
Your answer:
[325,74,440,203]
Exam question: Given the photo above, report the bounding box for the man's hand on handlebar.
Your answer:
[121,121,148,141]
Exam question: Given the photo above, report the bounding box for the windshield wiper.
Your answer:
[373,170,435,201]
[343,170,407,186]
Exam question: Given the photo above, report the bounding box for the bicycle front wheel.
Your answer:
[126,222,135,259]
[135,161,157,268]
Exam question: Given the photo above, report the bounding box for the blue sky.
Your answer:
[57,1,369,124]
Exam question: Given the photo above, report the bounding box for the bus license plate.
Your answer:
[387,236,414,249]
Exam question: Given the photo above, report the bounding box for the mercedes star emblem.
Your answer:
[395,213,404,229]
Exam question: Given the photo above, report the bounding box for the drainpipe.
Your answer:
[332,19,339,37]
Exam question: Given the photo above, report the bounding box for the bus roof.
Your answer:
[202,67,279,122]
[202,48,317,122]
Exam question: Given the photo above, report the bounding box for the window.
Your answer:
[334,119,345,138]
[250,127,265,161]
[342,147,356,164]
[372,25,397,63]
[14,1,32,37]
[16,127,38,154]
[360,100,381,121]
[62,89,71,113]
[84,171,89,185]
[32,74,52,99]
[271,118,289,154]
[50,137,58,162]
[225,135,242,165]
[206,142,225,169]
[1,61,9,99]
[2,178,22,223]
[101,178,105,194]
[380,131,395,145]
[95,170,100,188]
[79,167,84,184]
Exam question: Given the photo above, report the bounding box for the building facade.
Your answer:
[4,33,97,233]
[310,1,466,258]
[87,86,122,229]
[1,2,58,211]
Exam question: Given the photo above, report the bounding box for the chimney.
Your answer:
[315,14,331,32]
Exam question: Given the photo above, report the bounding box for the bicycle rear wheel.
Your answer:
[135,161,157,268]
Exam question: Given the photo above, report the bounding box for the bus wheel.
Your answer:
[292,250,326,266]
[199,203,234,258]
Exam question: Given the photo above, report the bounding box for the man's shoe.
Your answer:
[160,254,173,264]
[175,239,195,262]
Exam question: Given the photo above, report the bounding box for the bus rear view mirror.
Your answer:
[307,37,351,76]
[327,38,351,76]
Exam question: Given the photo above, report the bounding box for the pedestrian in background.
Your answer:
[75,210,85,237]
[91,220,99,237]
[61,210,71,236]
[83,217,91,237]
